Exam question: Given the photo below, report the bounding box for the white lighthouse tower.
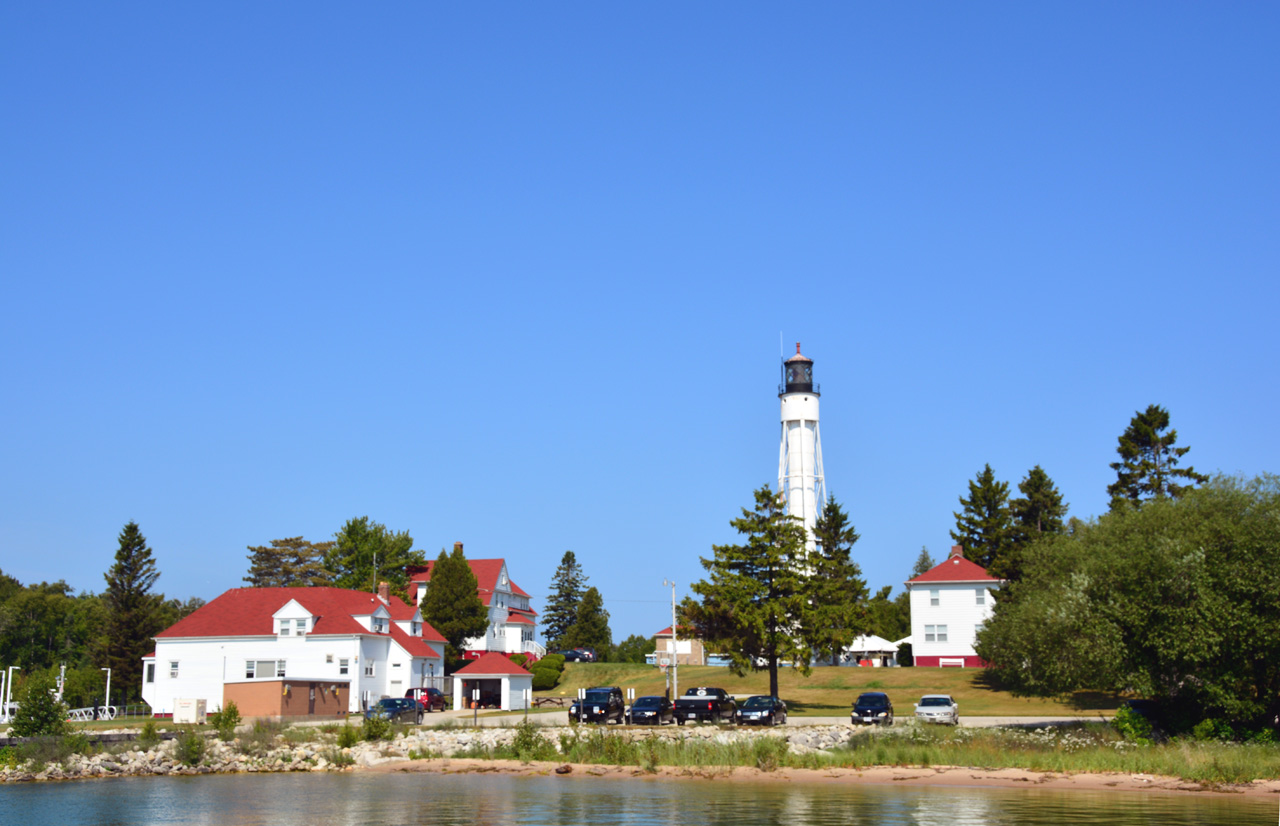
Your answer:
[778,343,826,548]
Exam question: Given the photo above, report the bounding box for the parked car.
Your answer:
[736,695,787,727]
[851,691,894,725]
[626,695,674,725]
[673,687,737,724]
[560,647,597,663]
[914,694,959,725]
[405,687,448,712]
[365,697,421,724]
[569,686,625,724]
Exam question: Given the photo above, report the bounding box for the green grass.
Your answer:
[542,663,1122,717]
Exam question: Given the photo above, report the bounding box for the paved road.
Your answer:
[425,709,1107,729]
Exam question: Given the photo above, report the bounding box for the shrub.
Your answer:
[501,720,556,763]
[9,673,69,738]
[1191,718,1235,742]
[174,728,206,766]
[1112,705,1153,745]
[540,654,565,671]
[531,667,560,691]
[336,724,359,748]
[0,746,20,770]
[322,746,355,766]
[208,701,241,741]
[362,715,392,742]
[510,654,529,668]
[237,719,283,756]
[138,719,161,748]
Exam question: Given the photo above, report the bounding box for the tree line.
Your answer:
[540,551,651,663]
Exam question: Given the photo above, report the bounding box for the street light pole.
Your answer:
[663,579,678,699]
[4,666,18,723]
[101,668,112,716]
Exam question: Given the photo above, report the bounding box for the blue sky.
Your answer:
[2,4,1277,641]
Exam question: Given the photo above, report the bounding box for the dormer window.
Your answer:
[373,617,388,633]
[295,618,307,635]
[411,621,420,635]
[279,620,291,636]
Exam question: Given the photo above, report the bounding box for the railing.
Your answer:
[523,640,546,659]
[778,382,820,395]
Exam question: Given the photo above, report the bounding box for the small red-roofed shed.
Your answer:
[451,652,534,711]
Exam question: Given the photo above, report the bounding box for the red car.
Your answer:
[406,687,448,712]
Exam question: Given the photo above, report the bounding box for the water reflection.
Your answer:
[0,772,1272,826]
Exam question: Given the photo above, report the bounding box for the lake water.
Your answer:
[0,772,1273,825]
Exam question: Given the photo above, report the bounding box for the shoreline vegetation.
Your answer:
[3,717,1279,796]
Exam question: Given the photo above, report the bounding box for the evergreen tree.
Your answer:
[244,537,334,587]
[910,546,936,578]
[542,550,587,650]
[1001,465,1070,581]
[804,496,868,665]
[417,545,488,670]
[323,517,425,598]
[951,464,1015,571]
[1107,404,1208,510]
[686,485,812,698]
[561,586,612,656]
[97,522,163,701]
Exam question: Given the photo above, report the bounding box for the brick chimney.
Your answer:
[454,541,463,553]
[949,545,964,560]
[377,581,390,604]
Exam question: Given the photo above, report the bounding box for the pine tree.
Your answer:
[910,546,936,578]
[1107,405,1208,510]
[323,517,425,598]
[97,522,163,701]
[417,545,488,670]
[686,485,812,698]
[561,586,612,656]
[804,496,868,665]
[244,537,334,587]
[542,551,587,650]
[951,464,1014,571]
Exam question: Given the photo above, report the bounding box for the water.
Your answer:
[0,772,1272,826]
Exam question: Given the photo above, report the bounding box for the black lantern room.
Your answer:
[780,343,817,395]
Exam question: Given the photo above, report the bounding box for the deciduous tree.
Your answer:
[612,634,654,664]
[245,537,334,587]
[97,522,163,702]
[951,464,1014,572]
[323,517,425,598]
[686,485,812,698]
[10,671,68,737]
[542,551,587,650]
[1107,404,1208,510]
[417,545,488,670]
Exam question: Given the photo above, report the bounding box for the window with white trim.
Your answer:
[929,590,939,607]
[364,662,375,677]
[146,663,155,683]
[924,624,948,643]
[169,661,179,678]
[294,618,307,635]
[245,660,287,679]
[373,617,388,633]
[279,620,291,636]
[975,588,985,606]
[338,658,349,676]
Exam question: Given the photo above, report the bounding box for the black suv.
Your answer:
[366,697,421,724]
[569,686,624,724]
[851,691,894,725]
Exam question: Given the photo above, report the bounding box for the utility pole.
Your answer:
[663,579,678,699]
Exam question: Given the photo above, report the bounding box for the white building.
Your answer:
[142,584,445,716]
[408,543,545,662]
[778,343,826,549]
[904,545,1002,667]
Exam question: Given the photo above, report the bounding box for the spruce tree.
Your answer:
[417,545,488,670]
[542,551,587,650]
[804,496,868,665]
[950,464,1014,571]
[686,485,812,698]
[323,517,425,598]
[910,546,936,578]
[97,521,163,701]
[244,537,334,587]
[561,586,612,656]
[1107,405,1208,510]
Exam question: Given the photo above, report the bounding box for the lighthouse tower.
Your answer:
[778,343,826,549]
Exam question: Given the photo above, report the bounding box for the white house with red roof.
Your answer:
[141,583,446,715]
[408,543,544,661]
[904,545,1003,667]
[450,651,534,711]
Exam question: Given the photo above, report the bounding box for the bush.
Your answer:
[174,728,206,766]
[138,719,161,748]
[9,673,69,738]
[336,724,359,748]
[1111,705,1153,745]
[208,701,241,741]
[500,720,556,763]
[540,654,565,671]
[1191,718,1235,742]
[362,715,392,742]
[510,654,529,668]
[531,667,560,691]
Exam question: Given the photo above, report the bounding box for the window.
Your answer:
[929,590,939,607]
[295,618,307,635]
[411,621,420,636]
[924,625,947,643]
[246,660,287,679]
[974,622,985,636]
[392,662,401,668]
[364,662,375,677]
[975,588,985,606]
[937,624,948,643]
[339,658,349,676]
[146,663,155,684]
[169,661,179,679]
[373,617,388,633]
[279,620,291,636]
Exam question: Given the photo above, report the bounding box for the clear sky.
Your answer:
[2,4,1277,642]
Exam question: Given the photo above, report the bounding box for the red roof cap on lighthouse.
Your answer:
[784,342,813,363]
[907,545,1002,585]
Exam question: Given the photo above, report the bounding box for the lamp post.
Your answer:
[101,668,112,717]
[4,666,18,723]
[663,579,678,699]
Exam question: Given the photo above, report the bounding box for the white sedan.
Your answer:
[915,694,959,725]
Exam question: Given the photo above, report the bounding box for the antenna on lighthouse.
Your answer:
[777,342,826,553]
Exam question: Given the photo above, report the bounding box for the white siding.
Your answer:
[908,583,996,660]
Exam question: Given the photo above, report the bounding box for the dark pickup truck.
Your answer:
[673,687,737,724]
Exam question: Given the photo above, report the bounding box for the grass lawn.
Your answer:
[539,663,1121,717]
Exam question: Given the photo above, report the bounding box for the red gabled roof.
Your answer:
[907,547,1001,585]
[389,624,443,659]
[506,611,535,625]
[154,587,446,644]
[409,557,533,611]
[453,651,533,676]
[654,625,696,638]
